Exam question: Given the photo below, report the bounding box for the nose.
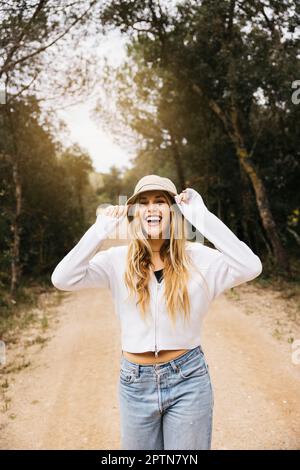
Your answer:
[146,202,161,213]
[150,202,159,208]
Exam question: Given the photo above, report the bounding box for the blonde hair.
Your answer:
[124,190,209,328]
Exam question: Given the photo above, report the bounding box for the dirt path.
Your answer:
[0,282,299,449]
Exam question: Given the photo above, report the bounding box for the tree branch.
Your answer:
[0,0,97,77]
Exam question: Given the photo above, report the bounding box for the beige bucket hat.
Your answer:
[125,174,178,206]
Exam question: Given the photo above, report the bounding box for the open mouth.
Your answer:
[145,215,162,227]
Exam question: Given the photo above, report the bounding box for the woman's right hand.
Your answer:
[99,204,129,218]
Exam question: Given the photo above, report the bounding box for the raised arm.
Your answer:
[51,212,126,291]
[175,188,263,299]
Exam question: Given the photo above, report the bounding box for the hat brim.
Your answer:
[126,185,177,206]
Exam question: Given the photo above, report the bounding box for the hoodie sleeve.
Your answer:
[175,188,263,300]
[51,213,125,291]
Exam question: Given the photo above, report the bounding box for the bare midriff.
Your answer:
[122,349,190,365]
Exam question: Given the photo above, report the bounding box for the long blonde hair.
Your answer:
[124,190,209,328]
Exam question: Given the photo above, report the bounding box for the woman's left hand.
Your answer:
[175,189,190,205]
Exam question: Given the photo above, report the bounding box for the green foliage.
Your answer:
[0,96,100,288]
[97,0,300,266]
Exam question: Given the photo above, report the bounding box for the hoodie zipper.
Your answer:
[154,282,158,357]
[154,281,162,358]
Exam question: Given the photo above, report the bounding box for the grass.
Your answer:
[1,396,12,413]
[0,282,64,343]
[2,359,31,374]
[24,335,49,348]
[223,255,300,347]
[1,378,9,389]
[0,281,65,415]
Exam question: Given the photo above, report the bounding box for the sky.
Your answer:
[57,30,133,174]
[58,103,132,174]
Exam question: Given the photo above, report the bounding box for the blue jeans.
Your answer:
[118,345,214,450]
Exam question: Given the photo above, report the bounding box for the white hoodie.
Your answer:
[51,187,262,356]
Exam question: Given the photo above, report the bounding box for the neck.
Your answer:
[149,240,164,252]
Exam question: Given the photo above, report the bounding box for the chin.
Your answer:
[147,233,162,239]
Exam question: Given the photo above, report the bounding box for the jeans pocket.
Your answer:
[120,367,137,385]
[178,354,208,380]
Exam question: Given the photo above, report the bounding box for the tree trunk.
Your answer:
[6,105,23,299]
[10,158,22,299]
[194,82,291,275]
[237,145,290,274]
[170,137,185,190]
[228,98,290,273]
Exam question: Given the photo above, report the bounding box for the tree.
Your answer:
[99,0,300,274]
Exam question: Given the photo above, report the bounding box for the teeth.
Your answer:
[146,216,161,222]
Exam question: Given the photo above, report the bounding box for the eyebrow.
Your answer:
[139,195,167,200]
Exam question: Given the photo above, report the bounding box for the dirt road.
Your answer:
[0,277,299,449]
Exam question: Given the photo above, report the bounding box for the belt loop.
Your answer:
[135,363,140,378]
[170,359,178,373]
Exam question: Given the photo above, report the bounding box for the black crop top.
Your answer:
[154,268,164,283]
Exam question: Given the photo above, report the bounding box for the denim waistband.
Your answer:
[121,345,204,373]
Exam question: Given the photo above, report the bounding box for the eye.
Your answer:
[139,200,166,205]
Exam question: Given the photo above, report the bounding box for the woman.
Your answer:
[51,174,262,450]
